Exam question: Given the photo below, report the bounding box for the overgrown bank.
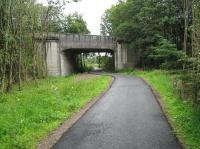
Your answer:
[0,0,90,93]
[0,74,111,149]
[120,70,200,149]
[101,0,200,106]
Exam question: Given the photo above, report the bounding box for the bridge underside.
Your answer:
[64,48,114,53]
[60,48,115,76]
[60,49,114,75]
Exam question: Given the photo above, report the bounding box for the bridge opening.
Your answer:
[76,52,115,73]
[61,50,115,74]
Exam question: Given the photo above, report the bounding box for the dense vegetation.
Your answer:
[0,75,111,149]
[81,53,115,72]
[101,0,189,67]
[101,0,200,104]
[120,70,200,149]
[0,0,89,93]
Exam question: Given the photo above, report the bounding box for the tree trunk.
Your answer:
[183,0,189,54]
[7,50,13,92]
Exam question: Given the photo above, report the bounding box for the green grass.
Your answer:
[121,70,200,149]
[0,75,111,149]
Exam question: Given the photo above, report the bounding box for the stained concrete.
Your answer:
[52,74,182,149]
[38,33,129,76]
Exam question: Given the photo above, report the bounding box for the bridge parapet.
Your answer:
[38,33,116,51]
[60,34,116,51]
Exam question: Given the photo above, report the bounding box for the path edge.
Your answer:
[37,75,115,149]
[140,77,185,149]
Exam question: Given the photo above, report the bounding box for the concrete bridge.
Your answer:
[40,33,133,76]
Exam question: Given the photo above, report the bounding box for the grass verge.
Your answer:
[120,70,200,149]
[0,75,111,149]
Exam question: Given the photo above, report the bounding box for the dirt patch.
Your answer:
[74,73,97,83]
[37,75,114,149]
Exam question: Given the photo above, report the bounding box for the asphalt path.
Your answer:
[52,74,182,149]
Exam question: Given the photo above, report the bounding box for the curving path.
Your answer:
[52,74,182,149]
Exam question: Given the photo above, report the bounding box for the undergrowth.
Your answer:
[0,75,111,149]
[121,70,200,149]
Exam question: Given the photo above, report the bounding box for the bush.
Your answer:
[147,37,185,70]
[101,56,115,72]
[117,68,135,74]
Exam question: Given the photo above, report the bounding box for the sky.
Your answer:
[64,0,118,35]
[37,0,118,35]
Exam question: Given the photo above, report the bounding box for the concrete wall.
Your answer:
[60,52,75,76]
[46,41,60,76]
[115,43,128,70]
[126,47,140,68]
[46,41,77,76]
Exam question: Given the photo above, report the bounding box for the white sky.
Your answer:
[64,0,118,35]
[37,0,118,35]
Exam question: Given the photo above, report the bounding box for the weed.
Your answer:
[0,75,111,149]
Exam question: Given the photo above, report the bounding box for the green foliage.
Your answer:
[0,0,90,93]
[81,53,115,72]
[148,37,186,69]
[79,65,93,73]
[0,0,65,92]
[101,0,185,67]
[121,70,200,149]
[0,75,111,149]
[63,13,90,34]
[177,70,200,104]
[117,68,135,74]
[49,12,90,34]
[99,55,115,72]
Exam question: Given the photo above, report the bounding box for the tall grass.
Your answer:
[0,75,111,149]
[122,70,200,149]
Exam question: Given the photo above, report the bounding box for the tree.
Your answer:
[0,0,76,92]
[101,0,186,67]
[62,13,90,34]
[0,0,89,93]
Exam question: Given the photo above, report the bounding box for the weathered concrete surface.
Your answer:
[39,33,129,76]
[60,34,116,51]
[52,74,182,149]
[46,41,61,76]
